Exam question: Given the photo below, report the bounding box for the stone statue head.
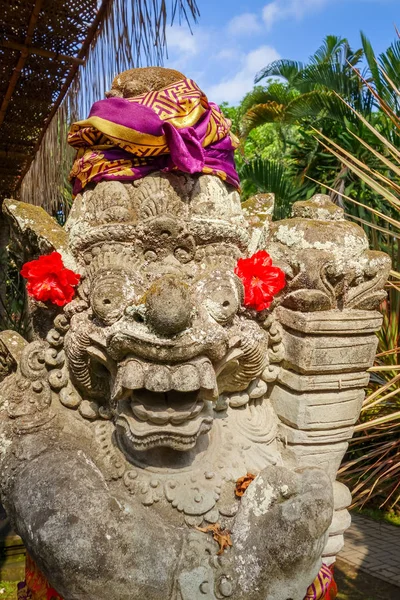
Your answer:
[59,172,281,458]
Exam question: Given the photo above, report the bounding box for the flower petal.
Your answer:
[20,252,80,306]
[235,250,286,311]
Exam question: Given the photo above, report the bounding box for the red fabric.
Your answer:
[323,565,338,599]
[20,252,80,307]
[304,564,338,600]
[235,250,286,311]
[18,554,63,600]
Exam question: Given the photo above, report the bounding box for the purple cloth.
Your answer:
[68,79,240,194]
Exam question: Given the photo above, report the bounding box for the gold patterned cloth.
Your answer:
[68,78,240,195]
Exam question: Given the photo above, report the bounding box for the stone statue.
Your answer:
[0,68,390,600]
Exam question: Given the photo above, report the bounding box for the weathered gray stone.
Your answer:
[0,74,390,599]
[333,481,353,511]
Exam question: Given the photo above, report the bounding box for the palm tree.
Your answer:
[240,34,400,217]
[319,64,400,512]
[241,35,366,137]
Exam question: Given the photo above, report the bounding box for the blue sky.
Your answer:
[164,0,399,105]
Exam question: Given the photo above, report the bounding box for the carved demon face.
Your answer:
[60,174,281,456]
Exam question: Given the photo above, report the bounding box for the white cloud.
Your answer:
[215,47,241,61]
[263,0,329,29]
[167,25,200,56]
[227,13,263,36]
[206,45,280,105]
[165,25,211,74]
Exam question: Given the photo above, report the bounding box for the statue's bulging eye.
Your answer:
[144,249,157,262]
[201,273,241,324]
[174,247,192,263]
[91,276,129,324]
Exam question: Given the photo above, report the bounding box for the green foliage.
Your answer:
[355,506,400,526]
[0,249,30,337]
[0,581,17,600]
[229,32,400,226]
[240,159,304,220]
[221,31,400,511]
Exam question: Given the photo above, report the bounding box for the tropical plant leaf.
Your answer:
[255,59,305,86]
[241,103,286,135]
[286,90,355,123]
[310,35,351,65]
[361,31,383,97]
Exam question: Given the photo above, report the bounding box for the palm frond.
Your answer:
[286,90,355,123]
[310,35,360,67]
[240,158,302,219]
[361,31,384,96]
[255,59,305,86]
[379,39,400,98]
[311,35,347,63]
[298,62,363,98]
[239,87,275,115]
[241,103,286,136]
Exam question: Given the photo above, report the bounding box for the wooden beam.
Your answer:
[0,40,85,66]
[0,150,30,161]
[0,141,34,149]
[0,0,44,128]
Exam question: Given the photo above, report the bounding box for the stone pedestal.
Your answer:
[272,307,382,561]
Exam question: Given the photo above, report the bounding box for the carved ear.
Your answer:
[3,199,76,270]
[0,330,27,384]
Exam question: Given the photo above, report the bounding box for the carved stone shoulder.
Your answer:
[0,330,27,383]
[265,194,391,312]
[2,199,74,269]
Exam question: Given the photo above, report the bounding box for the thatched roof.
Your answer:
[0,0,199,205]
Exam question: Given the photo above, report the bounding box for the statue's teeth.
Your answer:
[130,403,149,421]
[119,358,217,400]
[146,412,170,425]
[199,360,217,391]
[172,363,200,392]
[120,360,144,390]
[145,364,172,393]
[169,412,189,425]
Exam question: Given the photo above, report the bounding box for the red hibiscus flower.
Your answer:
[234,250,285,311]
[20,252,80,307]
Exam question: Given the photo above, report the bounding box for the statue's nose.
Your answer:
[145,276,192,337]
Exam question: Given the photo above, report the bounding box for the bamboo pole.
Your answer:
[0,40,85,65]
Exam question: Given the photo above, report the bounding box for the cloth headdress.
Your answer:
[68,78,240,195]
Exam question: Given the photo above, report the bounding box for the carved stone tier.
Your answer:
[272,306,382,563]
[272,307,381,475]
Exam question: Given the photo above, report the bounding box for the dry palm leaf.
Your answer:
[235,473,256,497]
[196,524,233,555]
